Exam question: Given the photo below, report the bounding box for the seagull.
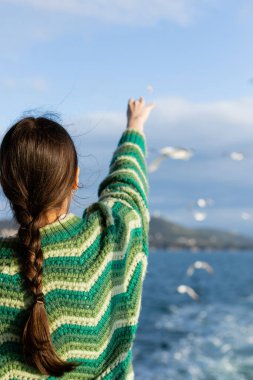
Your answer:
[177,285,200,302]
[160,147,194,160]
[148,155,168,173]
[187,198,215,210]
[187,261,214,277]
[193,211,207,222]
[196,198,215,208]
[229,152,244,161]
[148,146,194,173]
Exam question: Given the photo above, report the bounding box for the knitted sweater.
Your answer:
[0,128,149,380]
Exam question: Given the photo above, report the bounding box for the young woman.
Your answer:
[0,97,155,379]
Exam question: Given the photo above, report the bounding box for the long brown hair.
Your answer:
[0,115,81,376]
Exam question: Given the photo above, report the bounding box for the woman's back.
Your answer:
[0,98,153,379]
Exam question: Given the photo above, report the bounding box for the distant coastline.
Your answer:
[149,215,253,251]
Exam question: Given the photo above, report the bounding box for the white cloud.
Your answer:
[156,96,253,127]
[144,96,253,151]
[2,0,207,26]
[71,96,253,150]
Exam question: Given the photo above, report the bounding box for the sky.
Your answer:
[0,0,253,236]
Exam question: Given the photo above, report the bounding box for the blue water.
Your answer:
[132,250,253,380]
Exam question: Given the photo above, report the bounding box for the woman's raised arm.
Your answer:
[97,97,155,238]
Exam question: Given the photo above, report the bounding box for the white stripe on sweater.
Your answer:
[113,142,145,163]
[102,167,146,197]
[109,154,148,190]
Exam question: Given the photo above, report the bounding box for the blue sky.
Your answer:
[0,0,253,236]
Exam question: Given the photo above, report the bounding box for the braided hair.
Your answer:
[0,116,81,376]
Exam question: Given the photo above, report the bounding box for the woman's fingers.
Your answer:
[129,96,144,105]
[126,95,155,131]
[128,97,155,113]
[127,96,155,122]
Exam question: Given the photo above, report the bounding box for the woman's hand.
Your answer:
[127,96,155,133]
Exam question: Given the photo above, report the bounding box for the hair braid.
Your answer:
[15,204,80,376]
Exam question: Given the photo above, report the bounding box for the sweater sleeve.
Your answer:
[97,128,150,240]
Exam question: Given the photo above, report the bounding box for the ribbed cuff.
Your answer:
[118,128,146,155]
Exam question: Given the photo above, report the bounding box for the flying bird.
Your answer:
[187,261,214,277]
[160,146,194,160]
[177,285,200,302]
[187,197,215,210]
[193,211,207,222]
[229,152,244,161]
[148,155,167,173]
[148,146,194,173]
[196,198,215,208]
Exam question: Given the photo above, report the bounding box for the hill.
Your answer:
[149,215,253,251]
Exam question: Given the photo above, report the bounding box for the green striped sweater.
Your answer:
[0,128,149,379]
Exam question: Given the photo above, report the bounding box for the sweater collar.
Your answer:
[39,212,80,242]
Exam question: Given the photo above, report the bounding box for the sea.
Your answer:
[132,250,253,380]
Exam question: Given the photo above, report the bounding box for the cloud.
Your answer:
[3,0,206,26]
[71,96,253,150]
[144,96,253,153]
[156,96,253,127]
